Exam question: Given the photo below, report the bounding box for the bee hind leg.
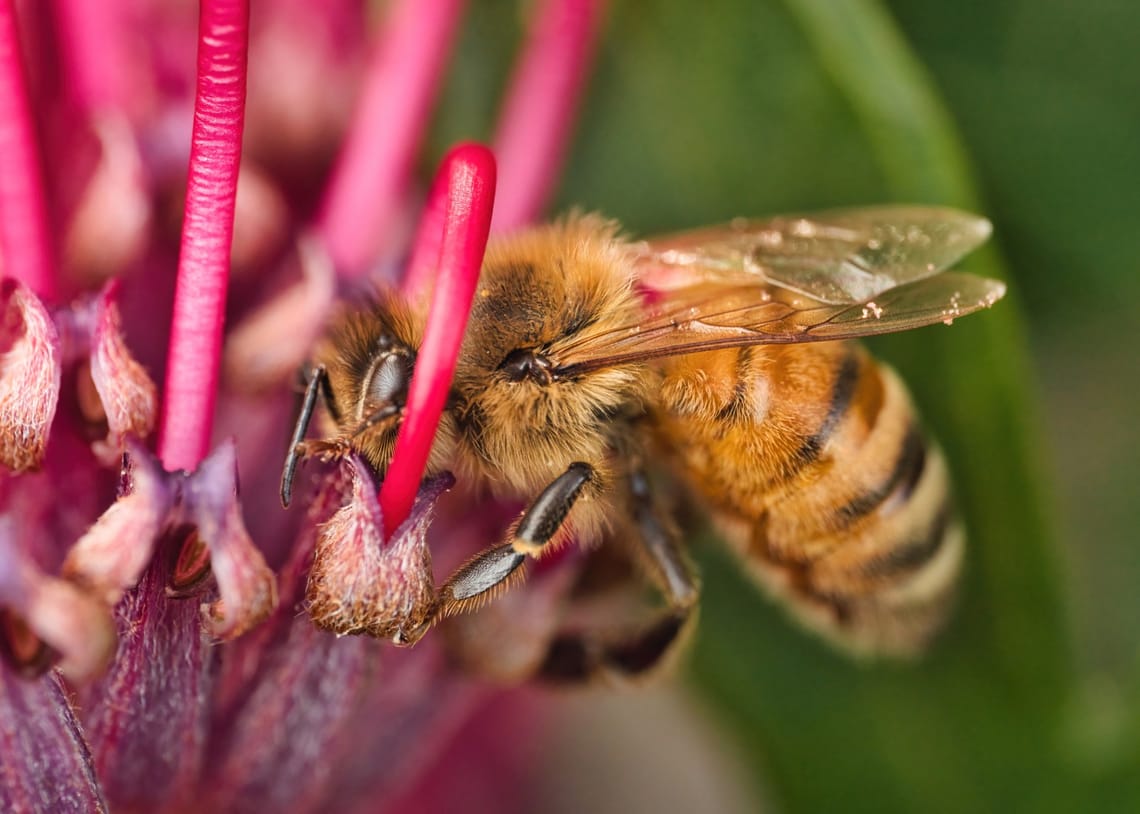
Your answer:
[538,469,700,683]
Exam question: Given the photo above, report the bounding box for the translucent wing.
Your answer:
[632,205,993,305]
[550,206,1003,376]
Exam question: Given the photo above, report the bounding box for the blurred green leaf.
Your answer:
[782,0,1069,695]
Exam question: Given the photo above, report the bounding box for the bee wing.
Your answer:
[548,206,1000,375]
[632,205,993,305]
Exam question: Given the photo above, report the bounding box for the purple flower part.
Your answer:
[209,462,351,723]
[185,438,278,639]
[208,606,479,813]
[222,236,336,394]
[0,279,61,472]
[54,279,158,465]
[307,454,453,641]
[203,610,378,813]
[88,280,159,461]
[81,554,209,814]
[62,445,170,606]
[202,467,479,814]
[0,519,117,683]
[371,689,544,814]
[320,651,484,814]
[0,669,108,813]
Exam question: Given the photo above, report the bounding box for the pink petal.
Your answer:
[244,0,365,169]
[230,162,290,278]
[0,670,108,813]
[317,0,467,277]
[400,161,450,299]
[308,455,452,641]
[0,279,61,472]
[62,447,170,606]
[222,237,336,393]
[89,281,158,462]
[62,116,151,283]
[185,439,278,639]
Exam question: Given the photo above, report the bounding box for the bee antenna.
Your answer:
[281,365,326,507]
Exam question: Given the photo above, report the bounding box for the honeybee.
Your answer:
[284,206,1003,680]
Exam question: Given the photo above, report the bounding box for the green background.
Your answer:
[428,1,1140,810]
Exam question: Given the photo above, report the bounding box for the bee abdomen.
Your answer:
[752,361,962,656]
[658,343,963,657]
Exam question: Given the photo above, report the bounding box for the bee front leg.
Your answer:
[538,469,700,683]
[281,364,327,507]
[432,462,595,620]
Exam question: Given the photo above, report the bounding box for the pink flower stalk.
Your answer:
[400,164,453,300]
[52,0,130,116]
[379,143,495,534]
[317,0,466,278]
[159,0,249,473]
[0,0,56,300]
[0,0,603,809]
[492,0,606,232]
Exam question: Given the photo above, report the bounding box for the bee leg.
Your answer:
[432,462,595,619]
[280,364,327,507]
[538,469,700,683]
[511,461,594,556]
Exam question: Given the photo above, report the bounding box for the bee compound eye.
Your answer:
[365,351,413,406]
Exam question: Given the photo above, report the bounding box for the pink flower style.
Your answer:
[0,0,603,811]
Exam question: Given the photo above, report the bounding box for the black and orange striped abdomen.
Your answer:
[652,341,962,656]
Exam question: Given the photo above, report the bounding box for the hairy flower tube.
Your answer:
[0,0,606,811]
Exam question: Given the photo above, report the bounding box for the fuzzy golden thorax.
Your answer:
[449,216,653,495]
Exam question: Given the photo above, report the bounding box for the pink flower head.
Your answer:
[308,455,453,641]
[0,0,606,809]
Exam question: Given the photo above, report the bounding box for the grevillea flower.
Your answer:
[0,0,603,811]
